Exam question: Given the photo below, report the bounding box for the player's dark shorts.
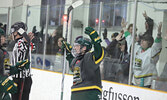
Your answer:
[71,89,101,100]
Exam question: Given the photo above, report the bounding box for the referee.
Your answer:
[10,22,33,100]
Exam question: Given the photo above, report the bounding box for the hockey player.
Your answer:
[0,28,14,100]
[10,22,33,100]
[0,59,30,100]
[0,28,30,100]
[132,22,162,88]
[61,27,105,100]
[0,28,7,71]
[0,75,17,100]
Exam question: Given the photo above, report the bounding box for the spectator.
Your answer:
[121,19,133,54]
[117,38,130,84]
[0,28,8,74]
[103,33,130,83]
[132,22,162,88]
[121,18,138,54]
[56,37,64,55]
[102,28,121,59]
[47,25,63,55]
[31,26,44,54]
[102,28,119,46]
[6,34,15,51]
[2,24,7,33]
[0,23,7,33]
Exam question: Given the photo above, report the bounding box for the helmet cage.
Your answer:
[74,36,92,52]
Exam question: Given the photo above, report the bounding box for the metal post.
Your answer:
[6,7,10,35]
[59,0,63,25]
[113,0,116,26]
[98,2,103,36]
[25,5,29,25]
[42,5,50,69]
[128,0,138,85]
[95,1,99,27]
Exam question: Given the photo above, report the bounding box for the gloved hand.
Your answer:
[61,40,72,53]
[5,59,30,75]
[61,40,74,65]
[0,76,17,94]
[66,53,74,64]
[15,59,30,70]
[102,28,107,39]
[85,27,102,44]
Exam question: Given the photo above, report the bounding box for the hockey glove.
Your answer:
[5,59,30,75]
[85,27,102,44]
[66,53,74,65]
[61,40,72,54]
[61,40,74,64]
[0,76,17,94]
[15,59,30,70]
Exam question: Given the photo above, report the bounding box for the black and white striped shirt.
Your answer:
[12,38,31,78]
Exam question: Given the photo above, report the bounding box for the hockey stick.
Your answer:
[64,0,84,40]
[19,79,25,100]
[61,0,83,100]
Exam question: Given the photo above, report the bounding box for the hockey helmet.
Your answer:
[74,36,92,52]
[10,22,27,35]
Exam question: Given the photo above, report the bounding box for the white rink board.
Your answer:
[30,68,167,100]
[102,81,167,100]
[30,68,73,100]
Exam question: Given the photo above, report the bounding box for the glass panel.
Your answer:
[89,0,128,28]
[27,5,44,54]
[40,0,65,27]
[88,3,100,27]
[27,5,64,72]
[0,7,8,27]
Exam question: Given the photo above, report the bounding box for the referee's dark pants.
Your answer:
[71,89,102,100]
[12,76,32,100]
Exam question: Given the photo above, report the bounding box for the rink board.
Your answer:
[30,68,167,100]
